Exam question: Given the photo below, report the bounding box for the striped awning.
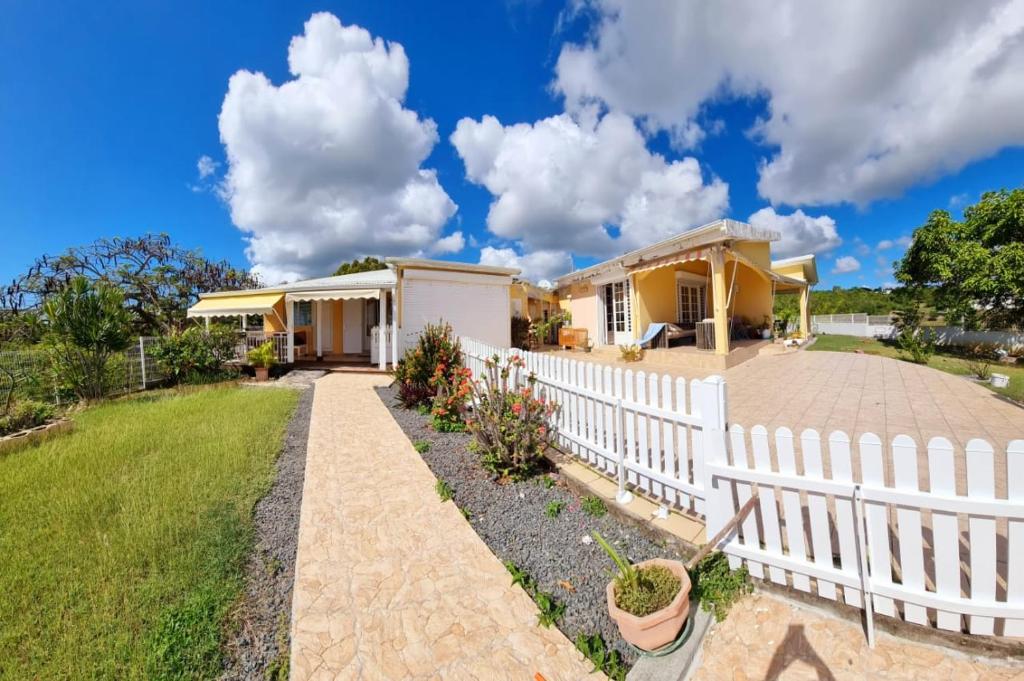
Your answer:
[628,249,708,274]
[284,289,381,302]
[187,292,284,318]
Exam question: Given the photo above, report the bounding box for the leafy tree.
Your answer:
[43,277,133,400]
[1,234,259,339]
[333,256,387,276]
[897,188,1024,329]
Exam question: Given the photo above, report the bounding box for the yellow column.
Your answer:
[710,248,730,355]
[799,285,810,338]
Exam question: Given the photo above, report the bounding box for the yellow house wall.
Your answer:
[510,285,529,318]
[734,241,771,269]
[772,263,807,282]
[633,267,677,332]
[728,263,773,327]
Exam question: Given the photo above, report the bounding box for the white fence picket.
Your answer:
[927,436,962,632]
[967,438,996,636]
[662,374,677,507]
[751,425,787,585]
[1008,440,1024,637]
[728,426,761,575]
[892,434,926,625]
[801,429,836,601]
[675,378,691,511]
[636,372,650,495]
[829,431,862,607]
[776,428,811,592]
[860,433,896,618]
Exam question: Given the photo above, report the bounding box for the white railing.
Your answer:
[709,427,1024,641]
[460,336,727,515]
[457,335,1024,640]
[238,331,288,363]
[370,325,395,365]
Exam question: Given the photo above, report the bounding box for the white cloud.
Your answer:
[876,239,895,251]
[451,111,728,258]
[218,12,458,283]
[197,155,219,179]
[555,1,1024,206]
[896,235,913,248]
[832,256,861,274]
[433,231,465,254]
[747,207,841,259]
[479,246,574,284]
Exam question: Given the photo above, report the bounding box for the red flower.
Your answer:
[511,402,523,415]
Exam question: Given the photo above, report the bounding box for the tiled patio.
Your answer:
[724,349,1023,495]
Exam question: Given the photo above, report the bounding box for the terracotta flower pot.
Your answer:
[254,366,270,382]
[606,558,691,651]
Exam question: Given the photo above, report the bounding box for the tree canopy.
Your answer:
[1,234,259,341]
[896,188,1024,329]
[333,256,387,276]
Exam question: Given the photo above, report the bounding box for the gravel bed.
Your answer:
[376,384,683,667]
[221,385,314,680]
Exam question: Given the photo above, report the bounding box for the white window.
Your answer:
[294,301,313,326]
[677,285,706,325]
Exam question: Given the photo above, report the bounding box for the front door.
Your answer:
[603,280,633,345]
[342,299,363,354]
[363,299,380,353]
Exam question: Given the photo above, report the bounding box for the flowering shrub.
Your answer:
[393,322,462,408]
[430,364,472,432]
[466,354,557,480]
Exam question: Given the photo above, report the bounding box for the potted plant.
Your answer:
[247,341,276,382]
[593,531,690,651]
[583,339,595,353]
[760,316,772,340]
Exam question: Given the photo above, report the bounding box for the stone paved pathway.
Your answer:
[692,592,1024,681]
[290,372,598,680]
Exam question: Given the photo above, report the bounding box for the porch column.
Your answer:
[378,289,387,371]
[390,289,399,367]
[315,299,323,359]
[205,316,210,330]
[286,298,295,363]
[710,248,730,355]
[799,285,810,338]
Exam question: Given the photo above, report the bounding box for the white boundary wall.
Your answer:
[812,314,1024,352]
[458,335,1024,640]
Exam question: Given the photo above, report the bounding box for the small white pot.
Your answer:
[761,329,771,339]
[991,373,1010,389]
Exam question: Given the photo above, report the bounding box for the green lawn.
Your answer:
[808,334,1024,402]
[0,386,298,680]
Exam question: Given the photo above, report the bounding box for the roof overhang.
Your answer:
[770,254,819,286]
[284,289,382,302]
[556,219,780,286]
[386,257,520,277]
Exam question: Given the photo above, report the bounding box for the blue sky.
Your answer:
[3,1,1022,289]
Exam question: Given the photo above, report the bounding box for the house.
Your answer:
[187,258,519,369]
[509,279,559,322]
[553,219,817,369]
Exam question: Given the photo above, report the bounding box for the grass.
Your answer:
[0,385,298,680]
[809,334,1024,403]
[581,495,607,517]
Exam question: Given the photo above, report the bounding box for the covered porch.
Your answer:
[626,244,810,356]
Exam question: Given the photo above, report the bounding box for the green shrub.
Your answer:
[393,322,462,408]
[43,276,133,400]
[511,315,531,350]
[153,324,240,384]
[690,551,752,621]
[0,399,55,436]
[465,354,556,481]
[581,495,606,517]
[412,439,431,453]
[533,589,565,628]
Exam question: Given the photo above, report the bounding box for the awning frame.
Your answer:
[284,288,386,303]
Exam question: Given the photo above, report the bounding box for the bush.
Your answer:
[43,277,133,400]
[0,399,55,436]
[247,340,276,369]
[511,315,531,350]
[896,327,935,364]
[153,325,240,384]
[618,344,643,362]
[430,363,472,432]
[393,322,462,408]
[466,354,556,481]
[690,551,752,621]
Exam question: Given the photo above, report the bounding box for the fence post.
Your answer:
[614,398,633,505]
[138,336,147,390]
[700,375,729,538]
[853,485,876,647]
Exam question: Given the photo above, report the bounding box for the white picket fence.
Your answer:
[460,337,726,516]
[457,336,1024,640]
